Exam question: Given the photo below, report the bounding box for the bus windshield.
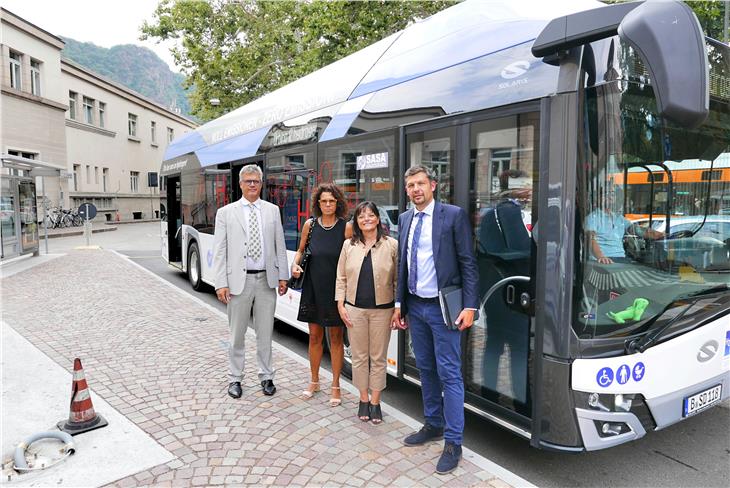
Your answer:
[573,40,730,341]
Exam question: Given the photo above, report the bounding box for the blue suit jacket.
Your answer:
[396,201,479,317]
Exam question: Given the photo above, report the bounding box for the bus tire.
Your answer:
[187,241,203,291]
[325,327,352,379]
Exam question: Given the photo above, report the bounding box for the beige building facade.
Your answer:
[62,60,195,221]
[1,7,196,225]
[1,8,67,203]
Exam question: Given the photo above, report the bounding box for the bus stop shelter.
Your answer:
[1,153,64,261]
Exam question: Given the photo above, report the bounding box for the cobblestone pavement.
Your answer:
[1,250,515,487]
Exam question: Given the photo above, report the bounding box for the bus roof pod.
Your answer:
[532,0,709,129]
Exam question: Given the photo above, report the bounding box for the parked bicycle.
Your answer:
[43,207,84,228]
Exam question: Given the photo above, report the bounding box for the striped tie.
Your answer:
[408,212,424,295]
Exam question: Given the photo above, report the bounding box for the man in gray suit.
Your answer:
[213,164,289,398]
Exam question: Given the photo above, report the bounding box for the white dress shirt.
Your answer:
[406,199,438,298]
[242,197,265,270]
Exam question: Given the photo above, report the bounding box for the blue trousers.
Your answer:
[406,296,464,445]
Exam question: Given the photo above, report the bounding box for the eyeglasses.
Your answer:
[319,199,337,206]
[242,179,261,186]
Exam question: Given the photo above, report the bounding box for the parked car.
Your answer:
[628,215,730,271]
[379,205,399,238]
[632,215,730,240]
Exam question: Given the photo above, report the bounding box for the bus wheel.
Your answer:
[325,327,352,379]
[187,242,203,291]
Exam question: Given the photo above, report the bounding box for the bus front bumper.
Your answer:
[575,370,729,451]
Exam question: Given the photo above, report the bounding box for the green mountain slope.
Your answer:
[61,37,192,118]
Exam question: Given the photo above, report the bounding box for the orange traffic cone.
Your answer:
[56,358,108,435]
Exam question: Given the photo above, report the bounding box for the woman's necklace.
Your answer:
[363,234,377,248]
[318,217,337,230]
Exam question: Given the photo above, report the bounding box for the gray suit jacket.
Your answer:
[213,197,289,294]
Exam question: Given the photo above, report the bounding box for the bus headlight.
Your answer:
[600,422,626,436]
[614,394,632,412]
[574,391,656,432]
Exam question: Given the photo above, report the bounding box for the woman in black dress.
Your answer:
[291,183,352,406]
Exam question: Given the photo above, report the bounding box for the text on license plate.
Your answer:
[683,384,722,417]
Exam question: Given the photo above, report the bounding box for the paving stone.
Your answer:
[1,250,514,488]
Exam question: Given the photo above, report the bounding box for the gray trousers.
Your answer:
[227,273,277,383]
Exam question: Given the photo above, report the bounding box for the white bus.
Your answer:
[160,0,729,451]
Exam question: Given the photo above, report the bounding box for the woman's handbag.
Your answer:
[287,218,315,290]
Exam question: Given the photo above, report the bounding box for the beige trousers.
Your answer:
[346,304,393,392]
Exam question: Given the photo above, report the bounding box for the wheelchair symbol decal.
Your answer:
[596,367,614,387]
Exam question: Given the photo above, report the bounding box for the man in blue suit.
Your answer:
[392,165,478,475]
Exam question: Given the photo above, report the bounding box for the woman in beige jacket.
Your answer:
[336,201,398,424]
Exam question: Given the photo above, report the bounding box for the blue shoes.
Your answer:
[436,442,462,475]
[403,424,461,474]
[403,423,444,446]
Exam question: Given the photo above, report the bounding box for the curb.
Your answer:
[105,219,160,225]
[42,226,118,239]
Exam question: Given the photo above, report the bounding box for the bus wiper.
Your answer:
[625,284,729,354]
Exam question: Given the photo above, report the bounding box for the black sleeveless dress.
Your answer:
[297,218,346,327]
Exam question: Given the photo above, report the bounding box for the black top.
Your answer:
[350,250,394,310]
[297,218,346,327]
[355,251,376,308]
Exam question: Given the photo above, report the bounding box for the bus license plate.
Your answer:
[683,385,722,417]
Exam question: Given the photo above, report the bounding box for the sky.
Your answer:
[2,0,179,72]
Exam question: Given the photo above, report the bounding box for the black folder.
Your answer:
[438,285,463,330]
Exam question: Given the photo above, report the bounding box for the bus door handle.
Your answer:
[506,285,516,305]
[476,276,531,329]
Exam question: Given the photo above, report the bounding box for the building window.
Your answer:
[7,150,36,160]
[69,91,78,120]
[99,102,106,128]
[83,97,94,124]
[102,168,109,192]
[9,51,22,89]
[130,171,139,193]
[30,59,41,95]
[128,113,137,137]
[167,127,174,143]
[151,121,157,143]
[94,166,99,184]
[73,164,80,191]
[86,165,91,183]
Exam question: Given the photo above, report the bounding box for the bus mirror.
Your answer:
[617,1,709,129]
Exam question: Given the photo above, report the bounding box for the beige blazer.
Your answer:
[335,236,398,306]
[213,197,289,294]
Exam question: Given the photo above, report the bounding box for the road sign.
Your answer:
[78,203,97,220]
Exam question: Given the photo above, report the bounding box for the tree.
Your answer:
[141,0,454,121]
[688,0,729,42]
[602,0,728,41]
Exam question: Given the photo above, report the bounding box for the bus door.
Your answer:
[402,107,539,431]
[466,110,539,426]
[166,175,182,266]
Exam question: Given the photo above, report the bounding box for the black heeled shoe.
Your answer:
[357,401,370,421]
[370,403,383,424]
